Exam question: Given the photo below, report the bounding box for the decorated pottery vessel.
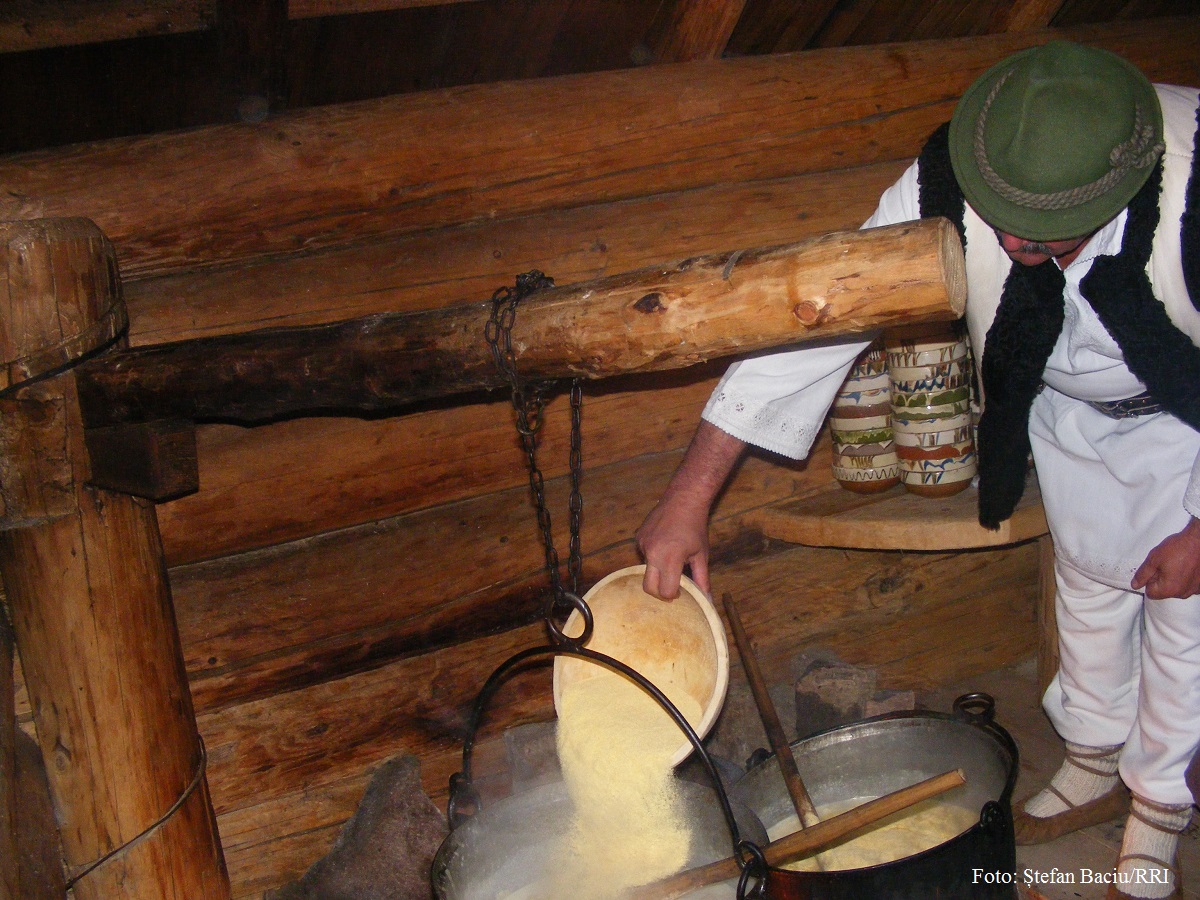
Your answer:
[830,341,899,494]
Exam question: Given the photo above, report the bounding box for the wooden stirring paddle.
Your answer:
[629,768,968,900]
[722,593,820,829]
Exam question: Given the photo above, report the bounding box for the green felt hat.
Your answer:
[948,41,1163,242]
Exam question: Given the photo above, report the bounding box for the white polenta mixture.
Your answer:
[767,796,977,871]
[494,671,703,899]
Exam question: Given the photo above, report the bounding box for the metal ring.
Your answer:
[544,590,593,648]
[736,839,769,899]
[446,772,481,830]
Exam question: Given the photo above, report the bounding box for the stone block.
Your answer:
[794,652,878,739]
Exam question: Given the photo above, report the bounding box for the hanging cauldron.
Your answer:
[432,572,770,899]
[431,772,768,899]
[729,693,1019,900]
[430,635,771,899]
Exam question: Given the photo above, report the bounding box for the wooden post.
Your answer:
[0,219,230,899]
[0,605,16,900]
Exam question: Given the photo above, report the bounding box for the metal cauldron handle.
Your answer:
[952,691,1022,806]
[447,591,764,887]
[952,691,997,724]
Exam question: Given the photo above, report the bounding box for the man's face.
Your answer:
[994,230,1094,268]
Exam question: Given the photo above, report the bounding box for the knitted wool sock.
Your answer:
[1023,741,1122,818]
[1114,795,1193,898]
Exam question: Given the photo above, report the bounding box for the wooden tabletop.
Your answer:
[748,472,1047,552]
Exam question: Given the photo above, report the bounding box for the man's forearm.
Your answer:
[662,419,747,512]
[637,420,747,598]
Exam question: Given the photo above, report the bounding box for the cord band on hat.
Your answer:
[973,69,1164,212]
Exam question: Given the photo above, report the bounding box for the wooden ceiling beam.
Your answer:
[726,0,841,55]
[288,0,484,17]
[0,0,490,54]
[811,0,880,48]
[992,0,1068,31]
[653,0,749,62]
[1,16,1197,281]
[0,0,215,54]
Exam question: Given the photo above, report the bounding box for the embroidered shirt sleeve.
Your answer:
[703,340,872,459]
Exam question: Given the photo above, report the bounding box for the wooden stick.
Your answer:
[631,768,967,900]
[74,219,966,428]
[722,593,820,829]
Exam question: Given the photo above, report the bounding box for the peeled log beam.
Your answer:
[0,19,1196,280]
[76,219,965,428]
[122,162,908,347]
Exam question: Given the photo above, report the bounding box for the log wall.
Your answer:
[5,18,1200,897]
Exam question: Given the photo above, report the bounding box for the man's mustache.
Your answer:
[1016,241,1055,255]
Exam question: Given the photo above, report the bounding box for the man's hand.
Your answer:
[636,493,711,600]
[636,421,746,600]
[1132,517,1200,599]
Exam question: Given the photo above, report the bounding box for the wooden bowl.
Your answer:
[553,565,729,767]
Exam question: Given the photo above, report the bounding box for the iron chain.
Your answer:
[485,271,585,623]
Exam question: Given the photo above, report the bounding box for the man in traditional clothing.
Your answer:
[636,42,1200,899]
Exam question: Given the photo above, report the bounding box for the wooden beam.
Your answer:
[122,162,907,348]
[0,0,215,54]
[75,219,965,428]
[653,0,748,62]
[811,0,879,47]
[1,18,1195,281]
[288,0,483,17]
[84,419,199,501]
[993,0,1068,32]
[0,218,128,395]
[726,0,841,54]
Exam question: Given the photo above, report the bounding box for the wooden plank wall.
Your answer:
[5,17,1199,896]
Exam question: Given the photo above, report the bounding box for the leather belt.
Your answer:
[1084,392,1163,418]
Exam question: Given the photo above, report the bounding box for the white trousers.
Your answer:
[1030,389,1200,806]
[1043,560,1200,805]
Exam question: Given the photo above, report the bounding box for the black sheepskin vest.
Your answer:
[917,111,1200,529]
